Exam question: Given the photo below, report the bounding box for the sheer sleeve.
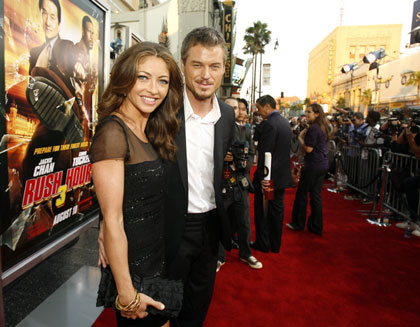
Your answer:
[90,119,128,163]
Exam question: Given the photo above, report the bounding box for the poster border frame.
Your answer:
[0,0,110,286]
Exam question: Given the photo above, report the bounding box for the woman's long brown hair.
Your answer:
[309,103,331,141]
[97,42,183,160]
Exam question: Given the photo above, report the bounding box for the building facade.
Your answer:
[307,24,402,111]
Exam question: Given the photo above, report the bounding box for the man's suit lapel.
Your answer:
[214,106,224,187]
[175,107,188,194]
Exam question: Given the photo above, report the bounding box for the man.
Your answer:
[251,95,293,253]
[23,0,84,182]
[163,27,235,327]
[73,15,97,135]
[99,27,235,327]
[29,0,75,90]
[343,112,368,200]
[217,97,261,271]
[73,15,96,113]
[392,119,420,237]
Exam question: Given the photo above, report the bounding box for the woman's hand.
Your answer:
[119,292,165,319]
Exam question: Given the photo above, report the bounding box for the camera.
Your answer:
[409,110,420,134]
[351,129,367,143]
[230,140,249,171]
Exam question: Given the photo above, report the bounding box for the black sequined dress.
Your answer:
[91,115,181,326]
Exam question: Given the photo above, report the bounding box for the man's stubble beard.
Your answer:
[186,83,213,102]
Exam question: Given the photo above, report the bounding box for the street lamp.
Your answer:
[274,38,279,50]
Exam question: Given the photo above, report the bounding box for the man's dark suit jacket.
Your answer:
[254,111,293,190]
[164,99,235,267]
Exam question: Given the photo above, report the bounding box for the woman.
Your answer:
[91,42,183,326]
[286,103,330,236]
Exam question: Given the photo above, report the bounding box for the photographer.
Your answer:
[390,110,420,236]
[342,112,368,201]
[349,112,368,146]
[357,111,385,204]
[217,97,262,270]
[331,107,353,144]
[380,108,410,144]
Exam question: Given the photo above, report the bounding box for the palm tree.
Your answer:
[243,21,271,104]
[361,88,372,106]
[336,96,346,108]
[405,71,420,104]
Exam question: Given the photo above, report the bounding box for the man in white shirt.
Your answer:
[98,27,235,327]
[163,27,235,327]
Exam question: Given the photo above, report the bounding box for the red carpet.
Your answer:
[93,185,420,327]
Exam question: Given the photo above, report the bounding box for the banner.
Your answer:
[223,2,233,85]
[0,0,107,270]
[411,0,420,44]
[263,63,271,86]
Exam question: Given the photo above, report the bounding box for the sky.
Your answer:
[233,0,416,100]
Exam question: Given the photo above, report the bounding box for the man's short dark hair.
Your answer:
[82,15,92,31]
[39,0,61,24]
[256,95,277,109]
[367,110,380,124]
[354,112,364,120]
[181,27,228,63]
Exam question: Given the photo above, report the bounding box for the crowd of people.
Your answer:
[290,105,420,237]
[89,24,420,327]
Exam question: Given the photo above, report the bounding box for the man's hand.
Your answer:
[98,221,109,268]
[261,179,270,191]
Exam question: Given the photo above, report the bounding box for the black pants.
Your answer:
[167,210,219,327]
[223,186,252,259]
[291,169,327,235]
[254,186,285,252]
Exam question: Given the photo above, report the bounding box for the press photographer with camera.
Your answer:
[388,108,420,237]
[340,112,369,201]
[330,106,353,144]
[217,97,262,271]
[348,112,368,146]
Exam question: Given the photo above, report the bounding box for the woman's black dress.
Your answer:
[91,115,169,327]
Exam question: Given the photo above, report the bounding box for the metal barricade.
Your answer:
[338,144,383,198]
[382,151,420,219]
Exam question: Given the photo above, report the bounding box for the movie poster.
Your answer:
[0,0,107,270]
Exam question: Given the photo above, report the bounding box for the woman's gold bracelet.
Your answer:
[115,290,142,312]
